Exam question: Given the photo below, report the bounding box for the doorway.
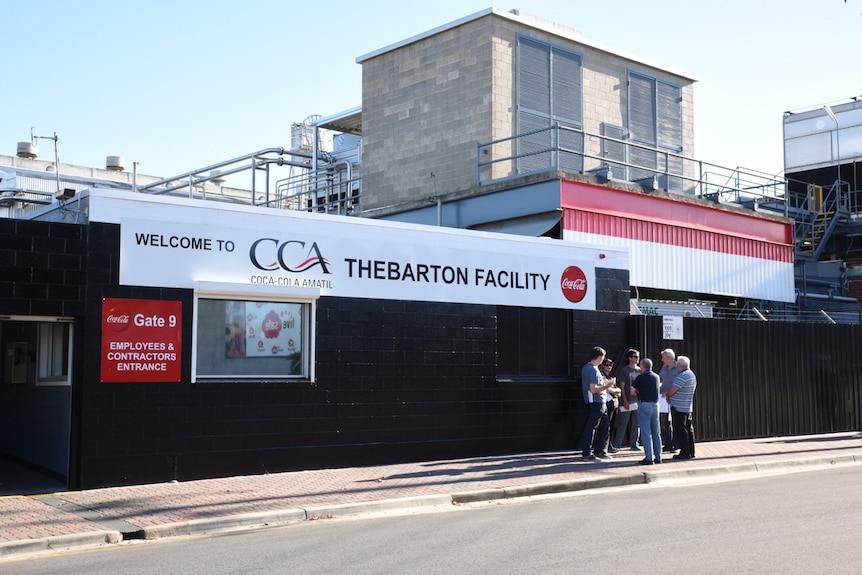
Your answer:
[0,317,73,491]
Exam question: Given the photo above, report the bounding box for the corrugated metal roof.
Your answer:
[564,210,793,262]
[561,180,793,246]
[560,179,795,302]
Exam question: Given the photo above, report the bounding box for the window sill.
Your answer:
[193,378,314,386]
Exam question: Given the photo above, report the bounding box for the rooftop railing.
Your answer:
[476,124,790,213]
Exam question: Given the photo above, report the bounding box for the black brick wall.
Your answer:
[0,219,87,317]
[596,267,630,313]
[14,220,857,488]
[72,223,631,488]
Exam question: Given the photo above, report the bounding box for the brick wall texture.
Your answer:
[360,12,695,210]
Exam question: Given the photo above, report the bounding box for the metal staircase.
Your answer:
[794,181,848,261]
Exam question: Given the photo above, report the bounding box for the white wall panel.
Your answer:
[565,230,795,302]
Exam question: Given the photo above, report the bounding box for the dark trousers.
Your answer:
[660,411,676,449]
[582,401,609,456]
[604,401,619,451]
[671,407,695,457]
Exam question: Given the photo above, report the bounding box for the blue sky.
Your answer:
[3,0,860,183]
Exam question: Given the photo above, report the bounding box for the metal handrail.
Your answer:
[477,125,789,209]
[137,148,314,201]
[270,161,361,216]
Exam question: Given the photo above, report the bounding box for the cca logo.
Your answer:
[560,266,587,303]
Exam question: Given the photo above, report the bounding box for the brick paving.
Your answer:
[0,496,108,542]
[2,432,861,546]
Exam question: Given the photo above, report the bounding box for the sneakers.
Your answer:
[630,444,642,451]
[607,445,619,453]
[594,452,610,459]
[583,454,596,460]
[638,458,654,465]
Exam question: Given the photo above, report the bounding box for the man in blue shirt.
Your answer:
[631,357,662,464]
[666,355,697,460]
[581,346,615,460]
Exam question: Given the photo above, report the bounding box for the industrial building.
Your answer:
[1,9,858,490]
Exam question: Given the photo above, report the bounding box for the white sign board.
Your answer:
[118,215,611,311]
[663,316,684,340]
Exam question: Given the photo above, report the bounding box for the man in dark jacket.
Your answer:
[631,357,662,465]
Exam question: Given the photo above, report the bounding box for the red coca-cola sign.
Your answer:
[105,313,132,332]
[560,266,588,303]
[101,298,182,383]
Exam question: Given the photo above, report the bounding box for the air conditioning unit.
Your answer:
[0,191,17,207]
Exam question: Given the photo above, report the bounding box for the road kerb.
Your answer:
[187,508,308,535]
[0,530,121,559]
[142,508,309,540]
[642,462,759,483]
[304,494,454,520]
[450,489,506,504]
[753,453,860,473]
[453,473,646,504]
[504,474,644,498]
[642,455,862,485]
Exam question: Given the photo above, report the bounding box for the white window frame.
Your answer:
[36,321,73,386]
[191,282,320,383]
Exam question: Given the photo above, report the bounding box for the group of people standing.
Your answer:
[581,346,697,464]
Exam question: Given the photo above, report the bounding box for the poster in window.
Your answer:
[224,301,247,359]
[224,301,301,359]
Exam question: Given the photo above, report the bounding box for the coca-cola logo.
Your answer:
[105,312,131,332]
[560,266,588,303]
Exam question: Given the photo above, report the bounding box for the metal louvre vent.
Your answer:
[551,48,582,125]
[628,73,656,143]
[516,35,583,175]
[657,82,682,150]
[518,37,551,116]
[517,112,553,173]
[628,71,684,187]
[557,123,584,174]
[601,123,627,179]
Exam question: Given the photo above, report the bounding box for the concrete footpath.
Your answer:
[2,432,861,560]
